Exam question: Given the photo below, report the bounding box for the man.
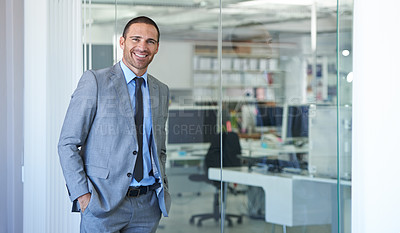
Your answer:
[58,16,170,233]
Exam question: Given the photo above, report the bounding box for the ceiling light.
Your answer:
[234,0,337,8]
[342,49,350,56]
[346,72,353,83]
[237,0,313,7]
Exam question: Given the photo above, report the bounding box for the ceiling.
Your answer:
[84,0,353,42]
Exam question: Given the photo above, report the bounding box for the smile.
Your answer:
[134,52,147,58]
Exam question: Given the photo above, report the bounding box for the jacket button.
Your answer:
[127,173,132,177]
[133,151,137,155]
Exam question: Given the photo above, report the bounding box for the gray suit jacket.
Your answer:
[58,62,171,217]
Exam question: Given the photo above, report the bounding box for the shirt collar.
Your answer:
[119,60,148,87]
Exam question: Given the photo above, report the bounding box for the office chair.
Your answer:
[189,132,243,227]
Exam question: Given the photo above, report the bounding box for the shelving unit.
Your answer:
[192,45,285,105]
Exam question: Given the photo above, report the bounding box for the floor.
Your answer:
[157,188,332,233]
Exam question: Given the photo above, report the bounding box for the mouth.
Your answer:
[134,52,148,58]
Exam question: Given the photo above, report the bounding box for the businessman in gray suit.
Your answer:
[58,16,170,233]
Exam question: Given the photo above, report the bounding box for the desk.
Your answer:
[208,167,350,230]
[240,140,309,158]
[241,146,309,158]
[166,150,206,168]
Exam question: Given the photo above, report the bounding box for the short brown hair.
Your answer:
[122,16,160,42]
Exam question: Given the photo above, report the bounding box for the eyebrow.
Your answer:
[129,35,158,42]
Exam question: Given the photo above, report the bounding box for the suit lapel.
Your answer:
[148,74,159,125]
[109,63,136,139]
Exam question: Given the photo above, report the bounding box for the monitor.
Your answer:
[255,105,283,133]
[281,104,309,142]
[167,106,218,148]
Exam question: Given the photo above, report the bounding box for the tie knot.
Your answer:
[135,77,144,86]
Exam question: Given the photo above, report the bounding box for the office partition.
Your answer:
[81,1,353,232]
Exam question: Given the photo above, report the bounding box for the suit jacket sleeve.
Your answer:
[160,85,169,172]
[58,70,98,202]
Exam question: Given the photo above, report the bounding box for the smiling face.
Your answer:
[120,23,159,76]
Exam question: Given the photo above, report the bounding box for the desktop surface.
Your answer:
[208,166,337,227]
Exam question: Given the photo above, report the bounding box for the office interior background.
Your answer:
[1,0,400,233]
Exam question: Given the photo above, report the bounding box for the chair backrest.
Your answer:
[205,132,242,171]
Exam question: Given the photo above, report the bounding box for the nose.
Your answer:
[136,40,148,50]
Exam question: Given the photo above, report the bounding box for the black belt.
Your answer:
[126,183,160,197]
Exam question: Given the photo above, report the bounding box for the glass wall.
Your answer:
[82,0,353,232]
[337,0,353,232]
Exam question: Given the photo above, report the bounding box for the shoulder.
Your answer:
[81,63,122,87]
[148,74,169,92]
[89,64,119,80]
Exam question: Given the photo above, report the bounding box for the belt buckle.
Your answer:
[128,187,141,198]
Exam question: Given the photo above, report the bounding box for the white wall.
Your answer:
[24,0,82,232]
[353,0,400,232]
[149,41,194,89]
[87,24,115,45]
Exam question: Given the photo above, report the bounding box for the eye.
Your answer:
[132,38,140,42]
[147,40,157,45]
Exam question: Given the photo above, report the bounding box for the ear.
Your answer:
[155,42,159,54]
[119,36,125,50]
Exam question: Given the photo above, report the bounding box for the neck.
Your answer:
[122,58,146,77]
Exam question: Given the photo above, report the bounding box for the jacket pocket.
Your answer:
[85,165,110,179]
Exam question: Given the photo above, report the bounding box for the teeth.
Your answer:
[135,53,146,58]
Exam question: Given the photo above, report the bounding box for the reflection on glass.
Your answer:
[82,0,352,232]
[220,1,348,233]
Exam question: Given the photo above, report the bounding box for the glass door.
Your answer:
[219,0,351,233]
[82,0,353,232]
